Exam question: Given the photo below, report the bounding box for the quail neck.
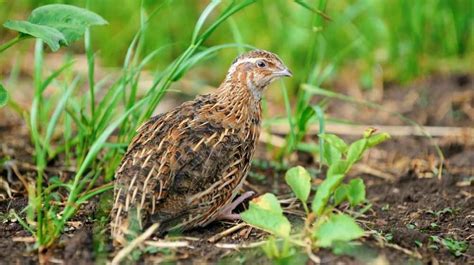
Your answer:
[214,50,292,123]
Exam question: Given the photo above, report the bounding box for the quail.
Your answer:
[111,49,292,244]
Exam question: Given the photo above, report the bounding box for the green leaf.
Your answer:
[327,160,349,178]
[319,133,348,154]
[442,238,468,257]
[322,142,341,166]
[366,132,391,148]
[241,193,291,237]
[346,138,367,165]
[3,20,65,51]
[297,106,315,131]
[313,214,364,247]
[29,4,107,44]
[0,83,8,107]
[285,166,311,204]
[3,4,107,51]
[346,178,366,207]
[311,174,345,215]
[334,185,347,206]
[251,193,283,214]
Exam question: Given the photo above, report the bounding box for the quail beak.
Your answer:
[272,67,293,78]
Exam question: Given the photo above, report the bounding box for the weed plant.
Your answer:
[242,129,390,262]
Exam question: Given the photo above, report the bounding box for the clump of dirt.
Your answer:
[366,169,473,263]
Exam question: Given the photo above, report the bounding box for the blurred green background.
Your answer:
[1,0,473,88]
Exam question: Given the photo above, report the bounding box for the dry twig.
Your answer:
[208,223,247,243]
[111,223,160,265]
[269,124,474,138]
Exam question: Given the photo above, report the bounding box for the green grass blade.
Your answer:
[192,0,222,44]
[61,98,147,224]
[44,77,79,151]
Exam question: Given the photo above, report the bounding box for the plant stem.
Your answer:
[0,35,23,53]
[32,39,45,245]
[278,83,295,159]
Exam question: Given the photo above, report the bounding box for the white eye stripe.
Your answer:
[234,57,264,65]
[228,57,267,75]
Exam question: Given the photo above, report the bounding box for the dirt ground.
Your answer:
[0,73,473,264]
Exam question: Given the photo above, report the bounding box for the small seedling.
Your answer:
[242,129,390,261]
[442,238,468,257]
[430,236,467,257]
[427,207,453,217]
[414,240,423,248]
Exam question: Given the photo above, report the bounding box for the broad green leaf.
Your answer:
[367,132,391,148]
[319,133,348,153]
[241,193,291,237]
[3,4,107,51]
[311,174,345,215]
[334,185,347,206]
[346,178,365,207]
[313,214,364,247]
[327,160,349,178]
[346,138,367,165]
[322,141,341,166]
[3,20,65,51]
[252,193,283,214]
[29,4,107,44]
[0,84,8,107]
[285,166,311,204]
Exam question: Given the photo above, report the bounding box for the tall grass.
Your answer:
[9,0,257,250]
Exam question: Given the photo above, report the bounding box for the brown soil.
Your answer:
[0,74,473,264]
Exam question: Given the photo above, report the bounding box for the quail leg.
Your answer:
[216,191,255,220]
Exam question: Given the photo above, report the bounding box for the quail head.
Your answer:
[111,49,292,244]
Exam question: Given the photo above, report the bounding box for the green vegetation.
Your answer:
[430,236,468,257]
[241,129,390,262]
[2,5,109,248]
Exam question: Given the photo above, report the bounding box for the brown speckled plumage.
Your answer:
[111,50,291,244]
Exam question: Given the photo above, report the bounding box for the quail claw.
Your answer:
[216,191,255,221]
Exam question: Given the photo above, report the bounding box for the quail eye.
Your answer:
[256,60,266,68]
